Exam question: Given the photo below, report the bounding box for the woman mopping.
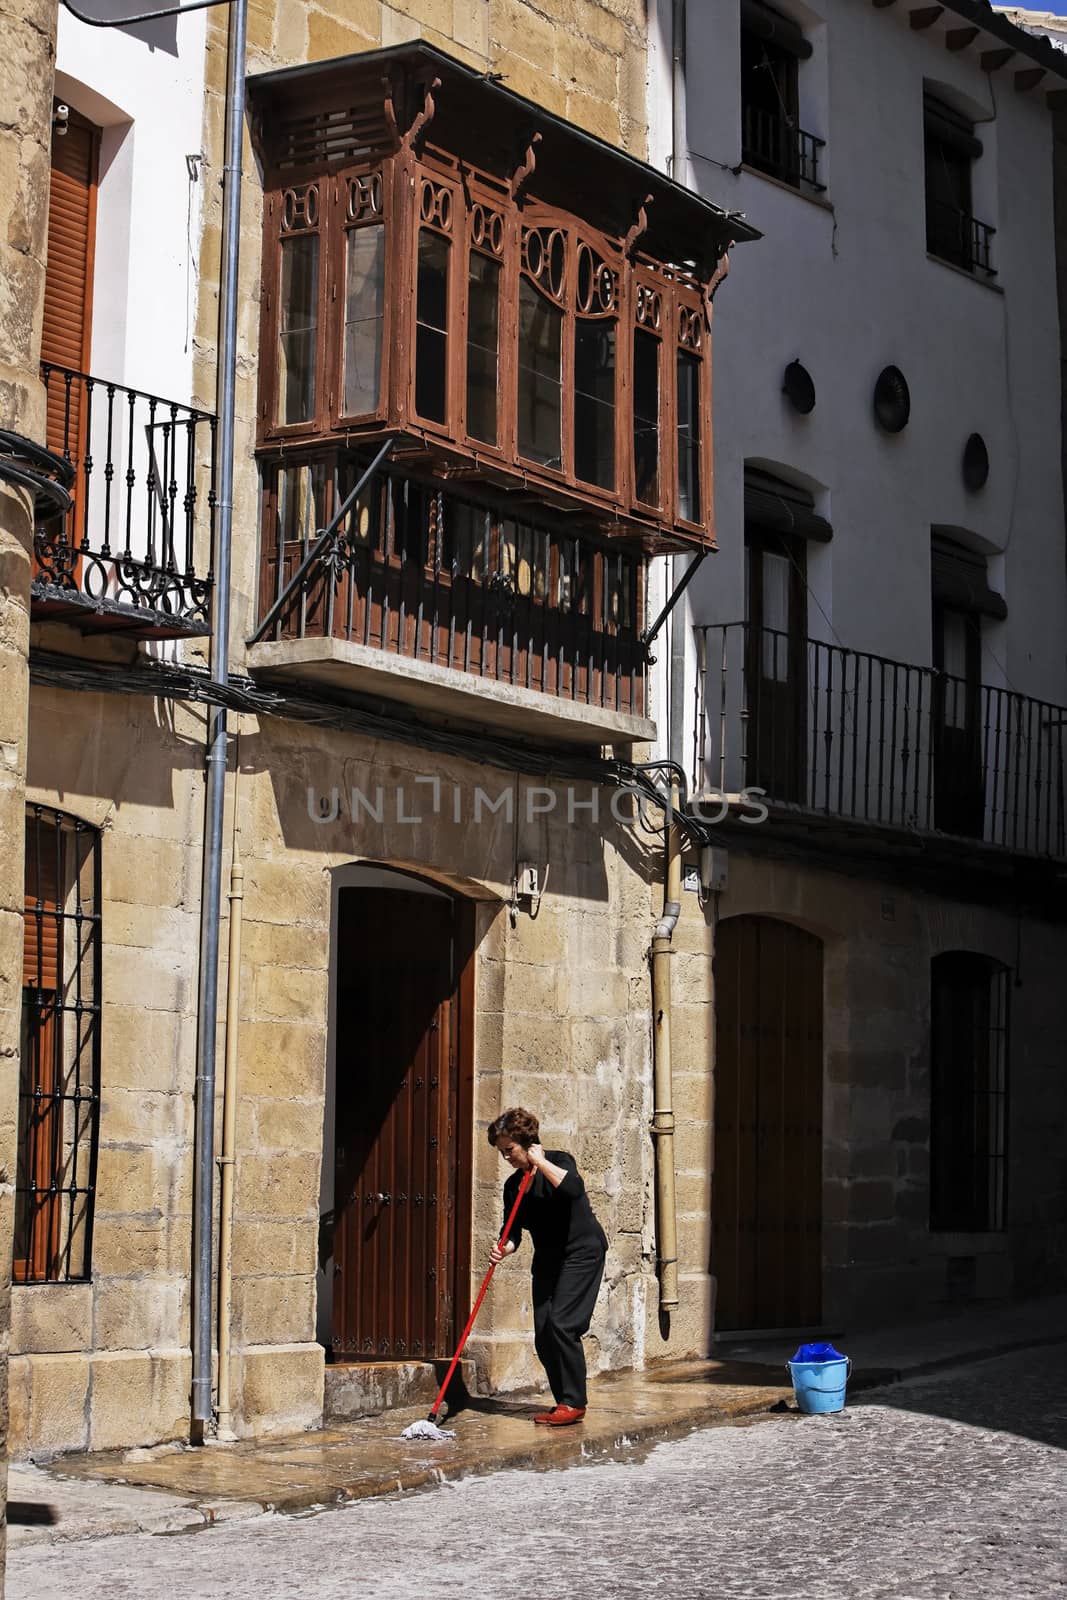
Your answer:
[488,1107,608,1426]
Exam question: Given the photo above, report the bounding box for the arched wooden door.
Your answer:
[713,915,823,1330]
[332,885,474,1360]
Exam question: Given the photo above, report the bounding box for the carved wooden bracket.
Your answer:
[403,77,442,148]
[510,132,542,200]
[703,243,733,322]
[909,6,943,31]
[945,26,979,52]
[624,193,654,257]
[382,76,400,147]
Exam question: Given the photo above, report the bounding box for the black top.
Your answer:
[503,1151,607,1264]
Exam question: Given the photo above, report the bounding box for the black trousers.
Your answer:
[531,1245,606,1408]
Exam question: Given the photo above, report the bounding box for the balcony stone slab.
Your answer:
[247,636,657,748]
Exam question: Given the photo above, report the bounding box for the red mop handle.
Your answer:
[428,1163,534,1420]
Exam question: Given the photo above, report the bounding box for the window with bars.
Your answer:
[929,952,1009,1233]
[923,93,995,278]
[17,806,101,1283]
[739,0,824,193]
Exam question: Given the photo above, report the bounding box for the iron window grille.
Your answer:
[17,805,101,1284]
[929,953,1009,1233]
[741,105,825,192]
[923,94,995,279]
[740,6,824,194]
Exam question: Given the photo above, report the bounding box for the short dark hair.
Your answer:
[487,1107,540,1148]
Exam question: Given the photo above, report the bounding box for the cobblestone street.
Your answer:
[12,1350,1067,1600]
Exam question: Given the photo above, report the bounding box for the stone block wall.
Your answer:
[14,684,205,1457]
[1,0,60,1557]
[228,715,691,1420]
[721,850,1067,1328]
[18,682,724,1448]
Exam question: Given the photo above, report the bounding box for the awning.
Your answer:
[741,0,812,59]
[744,467,832,543]
[931,532,1006,620]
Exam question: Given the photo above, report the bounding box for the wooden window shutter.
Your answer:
[23,824,62,992]
[41,106,100,463]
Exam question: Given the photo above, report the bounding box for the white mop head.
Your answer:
[401,1417,456,1442]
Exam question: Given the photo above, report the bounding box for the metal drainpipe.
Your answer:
[650,779,682,1312]
[654,1,687,1317]
[671,0,686,188]
[191,0,247,1430]
[215,830,244,1442]
[668,0,690,780]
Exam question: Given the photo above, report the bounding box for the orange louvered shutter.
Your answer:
[23,825,62,992]
[41,107,99,473]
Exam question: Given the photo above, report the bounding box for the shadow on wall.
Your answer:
[241,720,667,909]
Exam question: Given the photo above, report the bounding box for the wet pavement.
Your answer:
[11,1348,1067,1600]
[8,1296,1066,1554]
[8,1359,795,1539]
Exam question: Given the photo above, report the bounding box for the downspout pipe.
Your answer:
[667,0,689,773]
[650,780,682,1312]
[671,0,686,188]
[192,0,246,1429]
[215,833,244,1441]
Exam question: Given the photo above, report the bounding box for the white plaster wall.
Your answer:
[648,0,1067,775]
[55,4,209,409]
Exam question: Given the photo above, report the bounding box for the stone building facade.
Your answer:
[1,0,62,1565]
[11,0,743,1455]
[647,0,1067,1333]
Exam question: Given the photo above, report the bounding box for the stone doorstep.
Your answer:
[323,1358,478,1423]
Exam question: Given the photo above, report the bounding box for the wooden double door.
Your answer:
[713,916,823,1331]
[331,886,473,1361]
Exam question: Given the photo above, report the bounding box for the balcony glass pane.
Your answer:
[441,499,489,580]
[278,461,329,546]
[761,551,790,681]
[633,328,660,506]
[467,253,500,446]
[518,278,562,469]
[574,319,616,490]
[416,229,449,424]
[676,350,701,523]
[278,235,319,424]
[343,225,384,416]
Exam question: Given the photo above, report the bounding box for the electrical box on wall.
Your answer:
[516,862,540,899]
[700,845,728,895]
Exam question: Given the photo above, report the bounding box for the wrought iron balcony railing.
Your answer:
[742,105,826,192]
[33,364,215,638]
[695,623,1067,861]
[926,200,996,278]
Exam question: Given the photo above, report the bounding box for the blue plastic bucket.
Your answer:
[787,1349,850,1414]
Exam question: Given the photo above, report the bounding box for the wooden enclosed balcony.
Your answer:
[245,43,755,739]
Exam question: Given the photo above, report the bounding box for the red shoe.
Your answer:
[533,1405,586,1426]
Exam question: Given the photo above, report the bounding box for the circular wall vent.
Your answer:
[873,365,910,433]
[962,432,990,490]
[782,360,816,415]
